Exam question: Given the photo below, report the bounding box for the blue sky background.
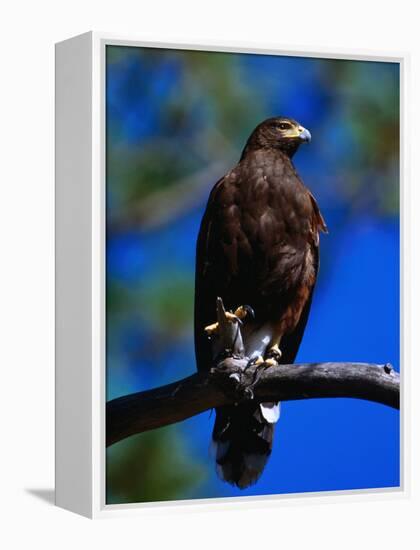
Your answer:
[105,46,400,503]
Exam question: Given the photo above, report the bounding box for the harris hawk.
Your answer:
[194,117,327,488]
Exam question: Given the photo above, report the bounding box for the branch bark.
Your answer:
[106,358,399,447]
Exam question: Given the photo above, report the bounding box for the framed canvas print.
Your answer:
[55,32,406,518]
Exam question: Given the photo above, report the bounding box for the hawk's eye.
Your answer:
[278,122,292,130]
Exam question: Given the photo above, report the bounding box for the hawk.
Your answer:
[194,117,327,488]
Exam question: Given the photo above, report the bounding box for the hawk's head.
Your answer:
[242,116,311,158]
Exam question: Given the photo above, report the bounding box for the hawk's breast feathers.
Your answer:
[195,148,326,371]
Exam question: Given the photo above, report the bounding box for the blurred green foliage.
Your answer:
[106,426,206,504]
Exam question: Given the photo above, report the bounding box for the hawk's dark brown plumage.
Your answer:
[194,117,327,488]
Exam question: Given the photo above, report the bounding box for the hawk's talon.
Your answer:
[204,312,241,337]
[246,354,264,369]
[265,344,282,366]
[241,357,269,399]
[205,322,219,336]
[233,304,255,321]
[204,303,253,337]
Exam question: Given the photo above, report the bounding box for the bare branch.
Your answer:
[106,297,399,447]
[106,358,399,447]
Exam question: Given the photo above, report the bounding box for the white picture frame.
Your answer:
[55,31,408,518]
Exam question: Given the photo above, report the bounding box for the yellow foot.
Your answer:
[265,344,282,366]
[205,311,241,336]
[247,354,264,368]
[204,322,219,336]
[204,304,254,337]
[233,305,255,321]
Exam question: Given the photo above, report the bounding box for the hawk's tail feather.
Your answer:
[211,404,277,489]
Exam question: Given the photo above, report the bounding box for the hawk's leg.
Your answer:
[205,298,255,362]
[265,343,283,366]
[246,354,265,367]
[245,343,281,381]
[204,304,254,336]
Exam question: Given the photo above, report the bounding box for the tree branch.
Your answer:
[106,358,399,447]
[106,298,399,447]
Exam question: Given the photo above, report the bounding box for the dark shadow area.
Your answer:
[25,488,55,505]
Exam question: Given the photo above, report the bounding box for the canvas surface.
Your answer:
[104,45,400,504]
